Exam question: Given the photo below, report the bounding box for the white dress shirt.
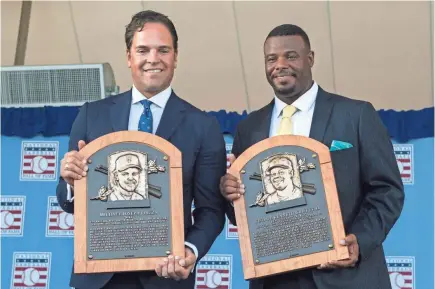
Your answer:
[67,85,199,259]
[128,84,172,133]
[269,82,318,137]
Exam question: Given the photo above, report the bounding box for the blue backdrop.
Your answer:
[1,106,433,289]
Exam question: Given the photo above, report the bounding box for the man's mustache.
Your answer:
[274,71,297,78]
[124,180,138,185]
[272,177,284,182]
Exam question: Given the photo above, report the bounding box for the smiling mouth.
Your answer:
[274,73,295,79]
[275,76,289,81]
[144,69,163,73]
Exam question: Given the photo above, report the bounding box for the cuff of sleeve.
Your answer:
[67,184,74,202]
[184,241,198,273]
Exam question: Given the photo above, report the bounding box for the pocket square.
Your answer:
[330,140,353,151]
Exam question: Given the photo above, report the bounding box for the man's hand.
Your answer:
[219,154,245,202]
[155,247,197,281]
[318,234,359,269]
[60,140,88,186]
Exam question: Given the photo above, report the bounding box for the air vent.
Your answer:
[1,63,118,107]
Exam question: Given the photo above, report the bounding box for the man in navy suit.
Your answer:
[220,24,404,289]
[57,10,227,289]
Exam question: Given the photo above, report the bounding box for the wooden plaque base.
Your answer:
[229,135,349,279]
[74,131,184,273]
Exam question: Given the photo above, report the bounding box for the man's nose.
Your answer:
[147,49,160,64]
[275,56,288,70]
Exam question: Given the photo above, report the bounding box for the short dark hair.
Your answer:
[265,24,311,50]
[125,10,178,52]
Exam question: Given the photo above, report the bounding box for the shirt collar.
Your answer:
[273,81,318,118]
[131,84,172,108]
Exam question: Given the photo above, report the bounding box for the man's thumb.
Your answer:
[340,234,356,245]
[227,154,236,168]
[78,140,86,150]
[179,254,195,267]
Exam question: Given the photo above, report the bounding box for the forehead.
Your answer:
[264,35,307,54]
[132,22,173,47]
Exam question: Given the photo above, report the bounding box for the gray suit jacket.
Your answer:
[226,87,404,289]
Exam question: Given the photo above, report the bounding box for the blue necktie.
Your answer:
[138,100,153,133]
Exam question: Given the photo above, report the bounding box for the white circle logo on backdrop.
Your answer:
[205,270,223,288]
[0,210,14,228]
[22,268,40,287]
[389,272,406,289]
[31,156,49,173]
[57,212,74,229]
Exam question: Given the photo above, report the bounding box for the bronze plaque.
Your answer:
[243,149,332,265]
[86,145,170,261]
[229,135,349,279]
[74,131,184,273]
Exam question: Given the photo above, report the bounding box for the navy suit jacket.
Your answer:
[56,90,227,289]
[227,87,404,289]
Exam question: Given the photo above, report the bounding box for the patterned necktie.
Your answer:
[277,105,297,135]
[138,100,153,133]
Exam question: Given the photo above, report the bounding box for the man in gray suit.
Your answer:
[220,24,404,289]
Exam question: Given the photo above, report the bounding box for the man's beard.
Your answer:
[273,83,296,96]
[267,76,296,97]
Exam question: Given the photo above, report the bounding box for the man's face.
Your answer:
[117,167,141,192]
[264,35,314,100]
[127,22,177,98]
[270,167,292,190]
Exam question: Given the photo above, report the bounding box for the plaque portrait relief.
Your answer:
[261,154,303,205]
[108,152,148,201]
[250,153,316,210]
[91,150,166,203]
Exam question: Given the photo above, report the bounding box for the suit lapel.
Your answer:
[250,101,274,146]
[110,90,132,132]
[155,92,187,141]
[309,87,335,143]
